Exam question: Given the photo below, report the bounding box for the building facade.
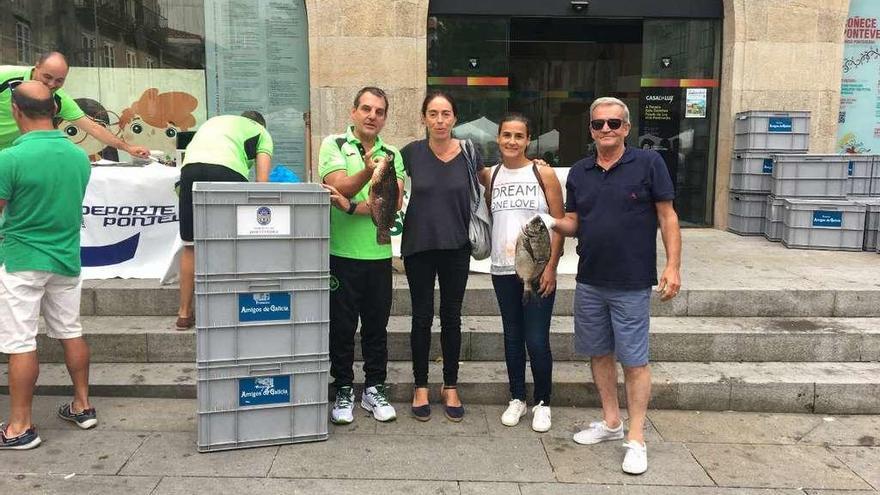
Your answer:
[0,0,853,227]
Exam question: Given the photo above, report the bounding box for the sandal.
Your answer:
[411,387,431,422]
[175,315,194,331]
[441,385,465,422]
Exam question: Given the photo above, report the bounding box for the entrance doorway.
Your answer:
[427,13,720,225]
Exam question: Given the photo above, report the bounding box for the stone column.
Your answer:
[715,0,850,228]
[304,0,429,178]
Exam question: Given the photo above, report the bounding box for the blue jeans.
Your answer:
[492,274,554,404]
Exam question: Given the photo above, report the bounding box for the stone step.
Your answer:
[80,276,880,317]
[12,316,879,364]
[3,360,877,414]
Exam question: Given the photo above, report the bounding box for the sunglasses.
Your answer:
[590,118,624,131]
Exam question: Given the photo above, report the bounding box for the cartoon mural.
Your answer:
[58,98,120,161]
[119,88,199,158]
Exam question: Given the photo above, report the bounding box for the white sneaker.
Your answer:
[531,401,551,433]
[572,420,625,445]
[622,440,648,475]
[361,384,397,422]
[501,399,528,426]
[330,386,355,425]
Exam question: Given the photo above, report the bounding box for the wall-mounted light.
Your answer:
[570,1,590,12]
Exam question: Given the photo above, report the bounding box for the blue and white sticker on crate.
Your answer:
[239,375,291,406]
[762,158,773,174]
[239,292,291,322]
[768,117,793,133]
[236,205,291,236]
[812,210,843,228]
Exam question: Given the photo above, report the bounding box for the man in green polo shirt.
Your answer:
[0,52,149,158]
[174,111,273,330]
[0,81,95,450]
[319,87,405,425]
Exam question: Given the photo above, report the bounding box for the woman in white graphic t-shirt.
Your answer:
[488,113,565,433]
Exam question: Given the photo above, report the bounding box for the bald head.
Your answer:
[33,52,69,92]
[12,81,55,121]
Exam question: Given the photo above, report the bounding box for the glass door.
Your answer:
[427,15,721,225]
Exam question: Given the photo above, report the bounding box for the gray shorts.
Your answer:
[573,282,651,367]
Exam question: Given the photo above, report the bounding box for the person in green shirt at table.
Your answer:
[0,51,149,158]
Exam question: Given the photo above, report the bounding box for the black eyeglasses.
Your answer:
[590,118,624,131]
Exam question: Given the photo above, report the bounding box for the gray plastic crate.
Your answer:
[763,195,786,242]
[771,155,849,198]
[727,192,767,236]
[846,155,876,196]
[781,199,866,251]
[734,111,810,152]
[195,275,329,366]
[198,359,329,452]
[192,182,330,277]
[730,152,774,193]
[855,200,880,251]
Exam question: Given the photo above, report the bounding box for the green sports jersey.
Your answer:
[181,115,273,179]
[0,130,91,276]
[319,126,405,260]
[0,66,85,150]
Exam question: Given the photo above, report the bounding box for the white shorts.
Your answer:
[0,265,83,354]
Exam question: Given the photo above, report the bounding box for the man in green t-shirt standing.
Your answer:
[0,52,149,158]
[0,82,94,450]
[175,111,273,330]
[319,87,405,425]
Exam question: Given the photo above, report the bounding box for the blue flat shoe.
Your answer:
[442,386,464,422]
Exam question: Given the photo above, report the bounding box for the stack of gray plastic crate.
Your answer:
[729,111,810,236]
[771,155,865,251]
[192,182,330,452]
[846,156,880,253]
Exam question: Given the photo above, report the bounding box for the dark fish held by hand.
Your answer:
[515,215,551,304]
[369,153,399,245]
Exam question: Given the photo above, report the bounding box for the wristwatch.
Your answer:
[346,201,358,215]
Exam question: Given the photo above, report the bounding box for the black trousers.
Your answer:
[329,255,392,389]
[404,245,470,387]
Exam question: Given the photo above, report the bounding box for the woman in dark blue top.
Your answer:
[400,91,483,422]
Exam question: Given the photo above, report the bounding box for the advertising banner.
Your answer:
[80,164,181,279]
[837,0,880,153]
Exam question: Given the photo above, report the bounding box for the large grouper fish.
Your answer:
[515,215,552,304]
[368,152,399,245]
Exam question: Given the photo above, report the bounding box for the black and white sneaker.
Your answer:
[58,403,98,429]
[0,423,41,450]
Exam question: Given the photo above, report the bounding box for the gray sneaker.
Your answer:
[331,386,355,425]
[573,420,625,445]
[361,384,397,422]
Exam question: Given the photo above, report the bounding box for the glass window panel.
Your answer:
[0,0,309,179]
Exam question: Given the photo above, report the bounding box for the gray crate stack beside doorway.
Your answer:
[192,182,331,452]
[729,111,810,236]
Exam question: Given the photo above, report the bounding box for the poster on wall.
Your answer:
[204,0,309,180]
[685,88,707,118]
[837,0,880,154]
[638,88,681,189]
[8,67,209,162]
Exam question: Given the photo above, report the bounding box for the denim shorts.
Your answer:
[573,282,651,367]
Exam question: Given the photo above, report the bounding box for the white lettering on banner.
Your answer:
[240,388,290,399]
[240,305,290,314]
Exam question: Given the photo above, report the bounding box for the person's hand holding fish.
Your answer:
[515,215,552,304]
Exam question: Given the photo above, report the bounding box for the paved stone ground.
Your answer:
[0,396,877,494]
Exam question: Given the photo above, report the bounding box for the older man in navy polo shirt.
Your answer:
[541,96,681,475]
